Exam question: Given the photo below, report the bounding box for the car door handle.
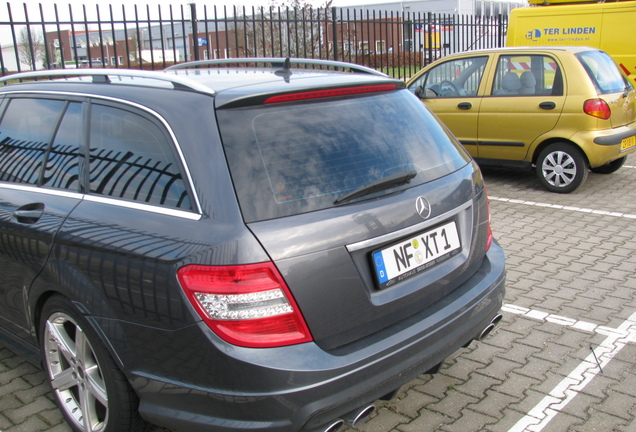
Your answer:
[539,102,556,110]
[457,102,472,110]
[13,203,45,224]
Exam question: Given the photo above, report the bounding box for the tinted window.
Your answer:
[89,104,191,210]
[0,98,66,185]
[42,102,82,191]
[219,90,471,222]
[577,50,628,94]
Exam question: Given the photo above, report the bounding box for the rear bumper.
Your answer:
[574,122,636,167]
[128,243,506,432]
[592,125,636,146]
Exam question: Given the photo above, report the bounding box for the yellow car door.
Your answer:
[408,55,490,158]
[477,54,566,162]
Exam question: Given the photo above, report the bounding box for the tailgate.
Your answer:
[248,166,490,350]
[217,82,487,350]
[577,50,636,129]
[606,89,636,130]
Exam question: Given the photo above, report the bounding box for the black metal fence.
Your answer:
[0,2,509,80]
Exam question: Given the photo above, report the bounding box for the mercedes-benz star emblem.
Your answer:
[415,196,431,220]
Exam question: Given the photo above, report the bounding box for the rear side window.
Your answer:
[219,89,471,222]
[577,50,628,94]
[42,102,83,190]
[0,98,66,185]
[492,55,563,96]
[88,104,192,210]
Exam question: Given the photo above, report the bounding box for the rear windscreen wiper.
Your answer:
[334,170,417,205]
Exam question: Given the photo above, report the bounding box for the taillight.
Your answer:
[484,184,493,252]
[583,99,611,120]
[177,263,312,348]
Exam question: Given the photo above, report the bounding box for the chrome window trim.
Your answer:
[82,194,201,220]
[0,182,202,220]
[0,182,83,200]
[346,200,473,252]
[0,90,203,215]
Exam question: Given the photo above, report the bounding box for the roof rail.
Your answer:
[165,57,388,77]
[0,69,215,95]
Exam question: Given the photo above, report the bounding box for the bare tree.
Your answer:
[242,0,334,59]
[18,27,45,70]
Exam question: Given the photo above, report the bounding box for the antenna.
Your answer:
[275,58,293,82]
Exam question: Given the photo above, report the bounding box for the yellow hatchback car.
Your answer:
[407,46,636,193]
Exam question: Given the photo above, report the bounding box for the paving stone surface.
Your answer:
[1,154,635,432]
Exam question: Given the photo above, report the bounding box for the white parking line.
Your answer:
[502,304,623,335]
[493,163,635,430]
[490,196,636,219]
[503,305,636,432]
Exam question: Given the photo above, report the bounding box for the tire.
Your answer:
[536,143,588,193]
[590,156,627,174]
[39,295,150,432]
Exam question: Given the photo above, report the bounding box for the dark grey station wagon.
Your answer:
[0,59,505,432]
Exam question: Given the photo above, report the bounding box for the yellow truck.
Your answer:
[506,1,636,84]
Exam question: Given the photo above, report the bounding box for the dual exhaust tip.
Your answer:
[477,313,503,341]
[322,313,504,432]
[323,404,376,432]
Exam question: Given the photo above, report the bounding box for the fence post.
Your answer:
[0,4,512,76]
[498,14,506,47]
[331,7,338,62]
[190,3,199,61]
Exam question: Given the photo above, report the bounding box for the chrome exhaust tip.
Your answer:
[344,404,376,427]
[323,419,345,432]
[477,323,495,340]
[476,313,503,341]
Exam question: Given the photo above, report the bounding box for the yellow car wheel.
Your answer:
[536,143,588,193]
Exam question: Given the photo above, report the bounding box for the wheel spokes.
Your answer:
[50,368,77,392]
[542,151,576,187]
[46,318,77,366]
[44,313,108,432]
[79,374,107,432]
[85,363,108,409]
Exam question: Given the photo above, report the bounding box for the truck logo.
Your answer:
[525,29,542,42]
[525,27,597,43]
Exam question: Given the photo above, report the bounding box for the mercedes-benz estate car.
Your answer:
[0,59,505,432]
[407,47,636,193]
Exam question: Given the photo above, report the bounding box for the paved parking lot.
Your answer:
[1,154,635,432]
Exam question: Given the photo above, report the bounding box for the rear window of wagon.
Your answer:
[218,89,471,222]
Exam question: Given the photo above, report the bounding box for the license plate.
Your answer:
[373,221,461,289]
[621,135,636,151]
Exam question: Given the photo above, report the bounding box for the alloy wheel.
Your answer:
[541,150,577,188]
[43,312,108,432]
